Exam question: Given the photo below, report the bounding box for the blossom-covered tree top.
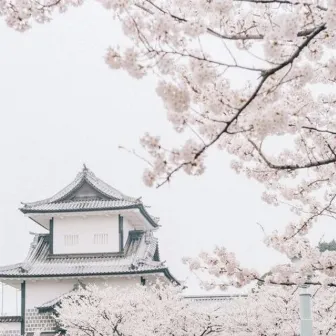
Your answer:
[57,282,336,336]
[223,285,336,336]
[3,0,336,291]
[57,283,226,336]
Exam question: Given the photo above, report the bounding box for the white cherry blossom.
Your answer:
[3,0,336,312]
[57,283,226,336]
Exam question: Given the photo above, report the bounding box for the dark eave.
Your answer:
[138,204,159,228]
[0,268,172,279]
[162,268,181,286]
[20,204,158,228]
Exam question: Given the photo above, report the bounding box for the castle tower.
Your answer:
[0,166,178,335]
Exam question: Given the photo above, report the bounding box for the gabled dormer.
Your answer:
[20,166,159,256]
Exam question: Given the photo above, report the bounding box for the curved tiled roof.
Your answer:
[19,166,159,228]
[22,166,138,207]
[23,199,137,212]
[0,232,176,279]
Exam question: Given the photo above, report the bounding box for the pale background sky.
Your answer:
[0,1,335,314]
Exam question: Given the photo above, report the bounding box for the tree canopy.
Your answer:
[3,0,336,310]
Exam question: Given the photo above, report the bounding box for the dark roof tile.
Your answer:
[19,167,159,227]
[0,232,167,278]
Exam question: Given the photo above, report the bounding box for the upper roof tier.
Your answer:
[20,166,159,228]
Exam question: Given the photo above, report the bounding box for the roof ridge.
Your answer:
[20,167,139,209]
[84,169,138,203]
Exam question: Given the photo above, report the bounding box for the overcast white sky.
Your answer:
[0,1,335,314]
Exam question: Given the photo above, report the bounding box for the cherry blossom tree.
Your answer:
[2,0,336,294]
[96,0,336,291]
[55,283,226,336]
[56,281,336,336]
[222,285,336,336]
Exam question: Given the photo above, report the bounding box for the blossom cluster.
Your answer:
[57,280,336,336]
[3,0,336,312]
[57,282,226,336]
[223,285,336,336]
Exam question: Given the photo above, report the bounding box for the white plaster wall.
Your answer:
[26,277,140,308]
[85,277,139,289]
[53,215,119,254]
[0,322,20,331]
[26,280,74,309]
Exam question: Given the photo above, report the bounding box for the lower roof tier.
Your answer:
[0,232,179,284]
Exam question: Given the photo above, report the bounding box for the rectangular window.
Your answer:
[93,233,108,245]
[64,234,79,246]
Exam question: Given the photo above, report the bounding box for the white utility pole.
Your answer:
[291,257,313,336]
[1,282,3,316]
[299,284,313,336]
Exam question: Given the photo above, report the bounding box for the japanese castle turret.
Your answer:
[0,166,178,336]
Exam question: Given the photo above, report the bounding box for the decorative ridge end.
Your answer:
[82,163,88,171]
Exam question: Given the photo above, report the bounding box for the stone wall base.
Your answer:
[25,308,57,333]
[0,331,21,336]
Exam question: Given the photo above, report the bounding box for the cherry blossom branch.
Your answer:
[248,138,336,171]
[137,0,324,43]
[234,0,327,11]
[260,279,336,287]
[118,145,154,167]
[300,126,336,136]
[148,49,264,73]
[35,0,61,8]
[156,24,326,187]
[284,194,336,240]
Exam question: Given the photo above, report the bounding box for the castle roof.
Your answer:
[0,232,178,283]
[20,166,159,229]
[183,294,247,301]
